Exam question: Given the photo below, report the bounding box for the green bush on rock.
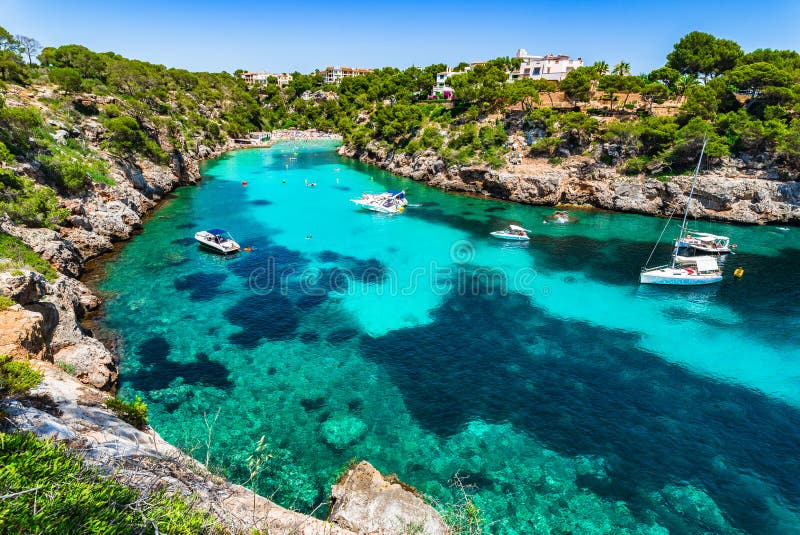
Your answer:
[0,355,42,395]
[0,233,59,281]
[0,431,219,534]
[105,395,149,429]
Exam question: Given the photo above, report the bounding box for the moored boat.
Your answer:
[490,225,530,241]
[350,190,408,214]
[677,231,734,254]
[640,138,723,286]
[194,228,241,254]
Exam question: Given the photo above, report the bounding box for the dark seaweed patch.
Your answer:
[326,328,359,345]
[131,337,232,390]
[224,292,299,347]
[173,271,228,301]
[171,237,197,246]
[300,397,326,411]
[300,331,320,343]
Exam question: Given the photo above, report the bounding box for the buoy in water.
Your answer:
[241,181,248,186]
[244,247,253,252]
[734,267,744,278]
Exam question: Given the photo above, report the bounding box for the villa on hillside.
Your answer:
[321,66,373,84]
[430,50,582,99]
[513,49,583,81]
[239,71,293,87]
[430,62,486,99]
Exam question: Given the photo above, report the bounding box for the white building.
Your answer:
[430,63,483,99]
[239,71,293,87]
[321,66,373,84]
[239,71,270,85]
[513,49,583,82]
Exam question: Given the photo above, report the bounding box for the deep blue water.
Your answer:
[98,141,800,533]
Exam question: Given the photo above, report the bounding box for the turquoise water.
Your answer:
[99,141,800,533]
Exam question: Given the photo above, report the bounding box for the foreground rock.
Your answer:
[330,461,449,535]
[0,305,48,360]
[340,142,800,225]
[4,366,355,535]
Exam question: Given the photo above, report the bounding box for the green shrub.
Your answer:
[0,106,43,154]
[0,295,14,311]
[55,360,76,375]
[38,143,112,193]
[0,355,43,395]
[0,170,68,229]
[105,395,149,429]
[0,233,59,282]
[0,140,13,163]
[104,115,168,163]
[0,431,219,533]
[622,156,651,175]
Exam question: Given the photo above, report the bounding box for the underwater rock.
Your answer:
[321,414,367,449]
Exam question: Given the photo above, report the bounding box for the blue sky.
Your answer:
[4,0,800,74]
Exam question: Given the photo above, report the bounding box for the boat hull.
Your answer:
[490,231,529,241]
[194,233,240,254]
[639,268,722,285]
[350,199,403,214]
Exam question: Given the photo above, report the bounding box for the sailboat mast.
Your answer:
[671,137,708,267]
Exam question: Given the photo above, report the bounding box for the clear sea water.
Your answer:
[97,141,800,534]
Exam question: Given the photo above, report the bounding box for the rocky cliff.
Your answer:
[0,83,446,534]
[339,142,800,225]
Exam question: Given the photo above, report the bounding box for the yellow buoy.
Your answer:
[398,206,405,213]
[734,267,744,279]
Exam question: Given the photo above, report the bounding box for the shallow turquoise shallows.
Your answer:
[98,141,800,534]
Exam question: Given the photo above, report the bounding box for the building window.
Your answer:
[533,67,541,75]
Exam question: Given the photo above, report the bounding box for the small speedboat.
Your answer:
[775,226,790,232]
[490,225,530,241]
[194,229,240,254]
[350,190,408,214]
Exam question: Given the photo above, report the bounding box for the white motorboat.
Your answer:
[640,138,723,286]
[490,225,530,241]
[350,190,408,214]
[677,232,733,254]
[194,228,241,254]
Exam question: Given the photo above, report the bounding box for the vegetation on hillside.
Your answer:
[0,431,222,534]
[0,233,58,281]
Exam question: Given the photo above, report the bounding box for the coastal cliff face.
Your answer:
[1,84,445,534]
[339,141,800,225]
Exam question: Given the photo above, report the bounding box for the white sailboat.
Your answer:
[640,138,723,286]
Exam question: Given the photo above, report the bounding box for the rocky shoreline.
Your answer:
[1,86,446,533]
[339,141,800,225]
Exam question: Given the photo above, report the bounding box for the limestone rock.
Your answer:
[329,461,448,535]
[60,227,114,261]
[345,145,800,225]
[53,337,118,390]
[0,218,82,277]
[0,306,48,360]
[0,270,48,304]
